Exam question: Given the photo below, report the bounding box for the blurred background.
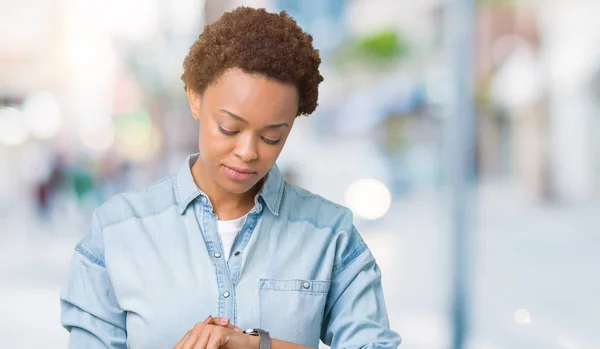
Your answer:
[1,0,599,348]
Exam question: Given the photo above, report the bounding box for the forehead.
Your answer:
[204,68,299,122]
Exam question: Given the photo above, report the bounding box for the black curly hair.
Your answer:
[181,6,323,116]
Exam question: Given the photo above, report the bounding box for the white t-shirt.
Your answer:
[217,215,246,260]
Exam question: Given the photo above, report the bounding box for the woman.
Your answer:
[60,6,401,349]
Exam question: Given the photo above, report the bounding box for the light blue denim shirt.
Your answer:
[60,154,401,349]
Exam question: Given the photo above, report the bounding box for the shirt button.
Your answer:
[302,282,310,289]
[223,291,230,298]
[234,251,241,256]
[213,252,221,258]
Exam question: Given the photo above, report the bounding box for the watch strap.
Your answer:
[258,329,271,349]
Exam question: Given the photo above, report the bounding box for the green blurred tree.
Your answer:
[331,29,410,70]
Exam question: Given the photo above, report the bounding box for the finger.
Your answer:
[192,324,212,349]
[211,317,243,332]
[181,323,205,349]
[182,330,201,349]
[216,317,229,324]
[206,328,228,349]
[204,315,214,324]
[229,324,243,333]
[211,317,229,326]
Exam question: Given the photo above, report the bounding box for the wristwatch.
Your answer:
[243,328,271,349]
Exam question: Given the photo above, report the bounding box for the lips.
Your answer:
[222,165,257,181]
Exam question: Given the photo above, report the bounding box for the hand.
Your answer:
[173,316,258,349]
[204,316,244,333]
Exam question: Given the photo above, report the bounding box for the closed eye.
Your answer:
[218,125,238,136]
[262,137,281,145]
[219,124,279,144]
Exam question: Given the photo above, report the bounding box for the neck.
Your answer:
[191,159,261,220]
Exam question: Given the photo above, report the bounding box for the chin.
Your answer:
[217,177,257,195]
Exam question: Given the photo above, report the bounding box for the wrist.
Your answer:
[248,333,260,349]
[243,328,271,349]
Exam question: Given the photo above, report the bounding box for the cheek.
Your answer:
[198,124,230,158]
[259,143,286,164]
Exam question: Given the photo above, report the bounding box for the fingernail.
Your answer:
[219,318,229,324]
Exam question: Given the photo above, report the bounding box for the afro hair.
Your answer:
[181,6,324,116]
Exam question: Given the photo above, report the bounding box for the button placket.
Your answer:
[200,205,235,320]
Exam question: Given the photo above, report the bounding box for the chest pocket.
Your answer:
[259,279,330,348]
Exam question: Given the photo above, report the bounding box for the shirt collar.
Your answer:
[175,154,284,216]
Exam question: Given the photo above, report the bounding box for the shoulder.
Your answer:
[281,182,352,230]
[75,174,178,267]
[280,183,368,270]
[94,174,178,229]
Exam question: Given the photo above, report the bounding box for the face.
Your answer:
[187,68,299,195]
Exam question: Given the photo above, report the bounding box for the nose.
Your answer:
[234,133,258,162]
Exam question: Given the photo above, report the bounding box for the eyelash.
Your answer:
[263,138,280,145]
[218,125,280,145]
[218,125,237,136]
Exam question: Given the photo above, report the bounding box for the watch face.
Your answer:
[243,328,269,336]
[243,329,259,335]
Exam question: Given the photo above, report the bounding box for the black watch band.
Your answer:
[243,328,271,349]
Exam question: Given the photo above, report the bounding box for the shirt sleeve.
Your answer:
[60,211,127,349]
[320,221,402,349]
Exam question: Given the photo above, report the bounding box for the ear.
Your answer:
[187,88,202,121]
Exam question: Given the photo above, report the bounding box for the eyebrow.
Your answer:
[219,109,290,129]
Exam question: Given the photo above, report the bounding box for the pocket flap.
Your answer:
[259,279,330,294]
